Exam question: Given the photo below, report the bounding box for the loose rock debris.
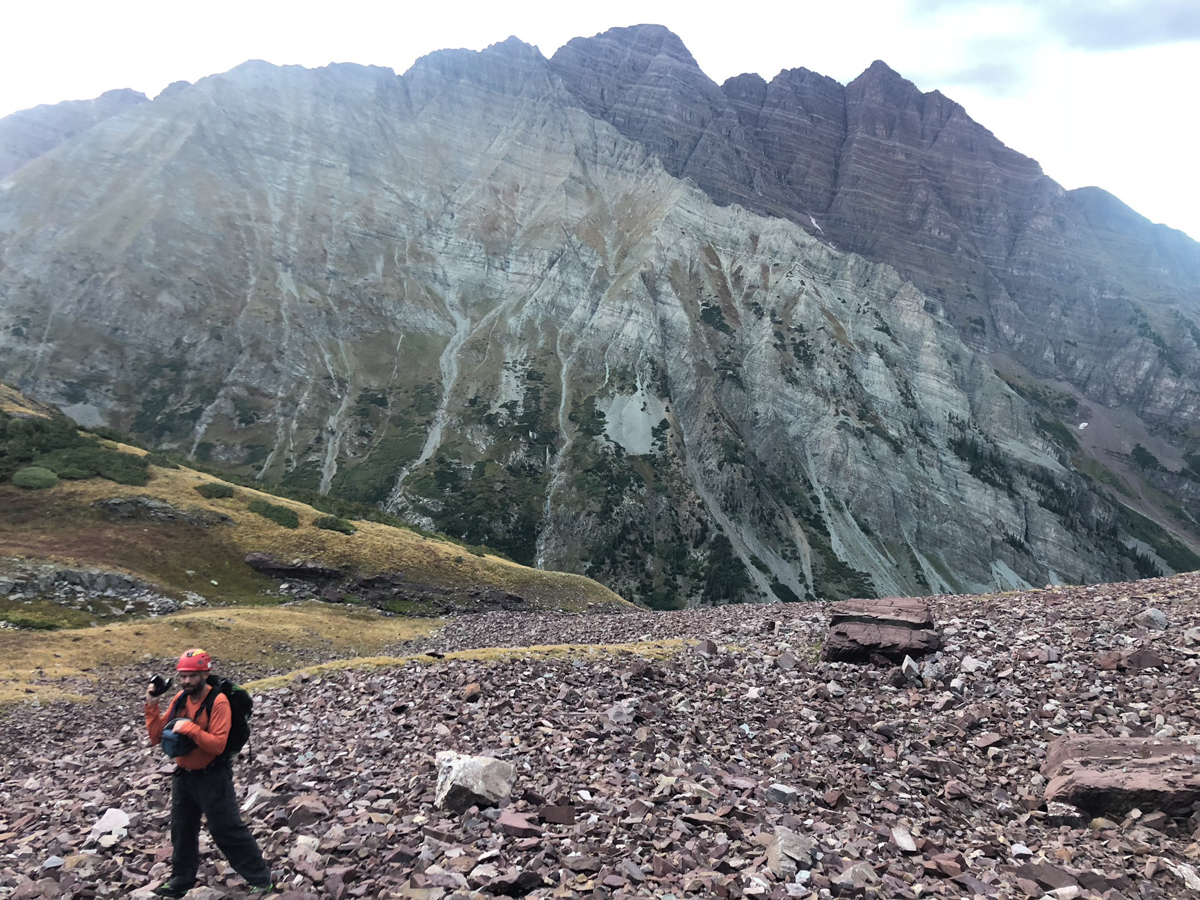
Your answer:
[3,573,1200,898]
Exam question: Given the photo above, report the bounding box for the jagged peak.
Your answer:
[154,81,192,101]
[848,59,922,97]
[722,72,767,91]
[193,59,400,99]
[611,24,697,63]
[552,23,702,72]
[849,61,968,120]
[217,59,396,80]
[1,88,147,121]
[96,88,148,103]
[221,58,284,76]
[547,23,718,121]
[486,35,541,56]
[407,35,549,76]
[763,66,844,94]
[861,59,904,80]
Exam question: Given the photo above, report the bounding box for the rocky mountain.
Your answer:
[0,28,1198,607]
[550,27,1200,419]
[0,88,148,179]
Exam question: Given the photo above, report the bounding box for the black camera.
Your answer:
[148,674,173,696]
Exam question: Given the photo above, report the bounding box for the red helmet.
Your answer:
[176,648,212,672]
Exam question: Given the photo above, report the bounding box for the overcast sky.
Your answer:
[3,0,1198,240]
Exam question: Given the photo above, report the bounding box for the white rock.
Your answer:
[891,826,917,853]
[434,750,516,813]
[88,808,130,842]
[766,827,816,879]
[834,862,879,889]
[605,701,637,724]
[1134,608,1169,631]
[1170,862,1200,892]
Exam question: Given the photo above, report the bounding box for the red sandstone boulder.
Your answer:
[1043,735,1200,817]
[828,597,937,630]
[822,622,942,662]
[821,598,941,662]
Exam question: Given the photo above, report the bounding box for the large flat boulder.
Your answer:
[829,597,937,630]
[1043,735,1200,817]
[822,622,942,663]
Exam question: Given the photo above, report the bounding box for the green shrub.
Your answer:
[1,412,84,479]
[34,444,148,486]
[82,425,141,446]
[769,578,804,603]
[248,498,299,529]
[0,614,61,630]
[56,466,92,480]
[195,482,236,499]
[96,452,148,485]
[314,515,357,535]
[12,466,59,489]
[145,453,180,469]
[1131,443,1164,471]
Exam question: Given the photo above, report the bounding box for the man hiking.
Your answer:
[144,648,274,897]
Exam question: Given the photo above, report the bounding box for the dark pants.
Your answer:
[168,764,271,891]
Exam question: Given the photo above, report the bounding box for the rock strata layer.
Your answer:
[551,26,1200,430]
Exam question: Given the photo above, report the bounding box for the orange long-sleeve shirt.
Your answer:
[145,686,230,770]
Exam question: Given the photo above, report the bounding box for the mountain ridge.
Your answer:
[0,28,1197,607]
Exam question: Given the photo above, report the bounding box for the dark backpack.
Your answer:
[167,675,253,763]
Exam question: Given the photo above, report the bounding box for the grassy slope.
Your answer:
[0,596,688,706]
[0,454,631,613]
[0,384,60,419]
[0,603,441,705]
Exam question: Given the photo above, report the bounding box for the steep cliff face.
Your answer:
[550,28,1200,433]
[0,88,148,179]
[1,34,1197,607]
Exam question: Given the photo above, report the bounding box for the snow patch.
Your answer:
[601,386,666,456]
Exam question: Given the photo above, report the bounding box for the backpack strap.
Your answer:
[198,678,232,764]
[199,684,219,723]
[165,690,186,723]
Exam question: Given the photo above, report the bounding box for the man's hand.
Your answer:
[145,684,160,703]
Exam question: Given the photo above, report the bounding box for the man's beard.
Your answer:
[185,679,206,697]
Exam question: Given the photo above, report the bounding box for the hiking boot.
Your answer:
[151,885,189,899]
